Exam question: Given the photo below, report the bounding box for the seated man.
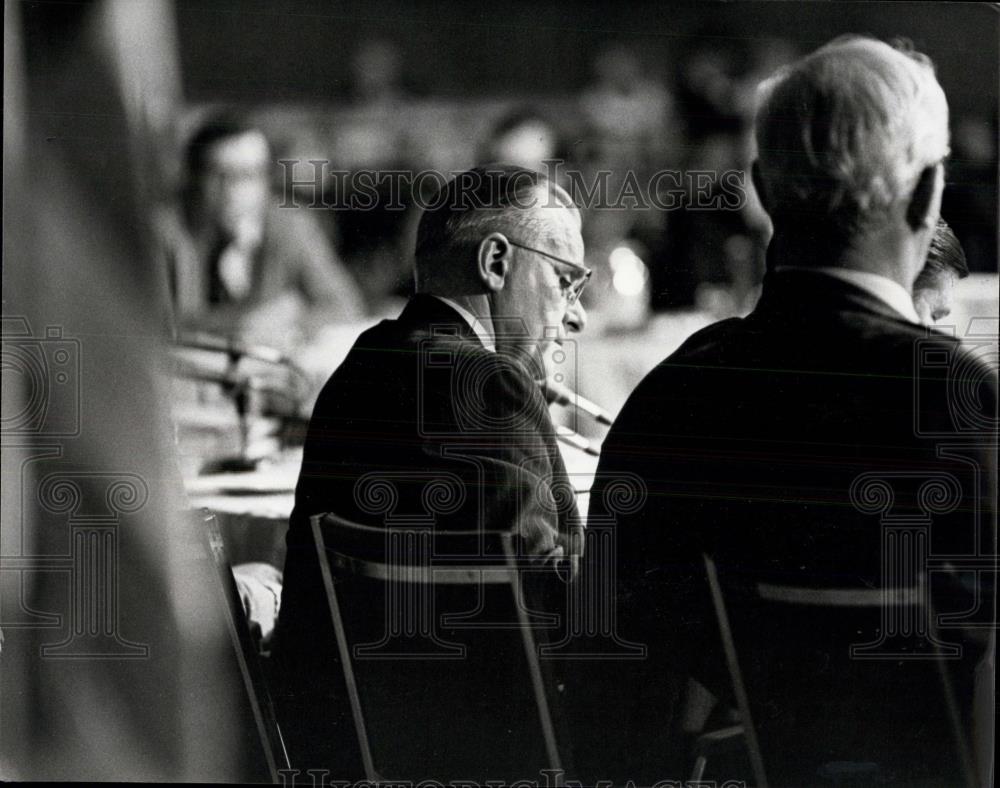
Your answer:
[272,165,589,771]
[156,113,365,346]
[913,218,970,325]
[587,36,996,783]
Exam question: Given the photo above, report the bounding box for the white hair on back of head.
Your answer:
[753,35,949,236]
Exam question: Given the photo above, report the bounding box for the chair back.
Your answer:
[703,554,978,788]
[311,512,566,782]
[203,509,290,780]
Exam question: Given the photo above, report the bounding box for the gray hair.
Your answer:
[414,165,579,289]
[754,35,949,236]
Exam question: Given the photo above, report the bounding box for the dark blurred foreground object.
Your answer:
[1,1,274,779]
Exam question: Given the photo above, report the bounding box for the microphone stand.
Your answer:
[539,378,612,457]
[204,345,259,474]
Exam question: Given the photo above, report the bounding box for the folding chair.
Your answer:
[310,512,567,782]
[702,554,978,787]
[202,509,290,781]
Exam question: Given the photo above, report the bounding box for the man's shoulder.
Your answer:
[638,316,748,385]
[600,317,747,437]
[855,319,995,393]
[320,314,521,393]
[668,316,748,361]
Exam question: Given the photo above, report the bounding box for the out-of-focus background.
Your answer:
[166,0,1000,452]
[2,1,997,781]
[173,0,999,311]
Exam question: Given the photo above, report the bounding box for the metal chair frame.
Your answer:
[203,509,290,781]
[702,553,977,788]
[310,512,565,783]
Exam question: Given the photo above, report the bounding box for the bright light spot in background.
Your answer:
[609,245,649,297]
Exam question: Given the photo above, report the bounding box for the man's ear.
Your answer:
[477,232,511,292]
[751,160,773,215]
[906,163,943,232]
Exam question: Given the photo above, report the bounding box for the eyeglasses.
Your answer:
[507,240,592,304]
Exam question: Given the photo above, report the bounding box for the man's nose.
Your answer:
[565,299,587,334]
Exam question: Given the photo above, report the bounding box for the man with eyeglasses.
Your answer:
[272,164,590,773]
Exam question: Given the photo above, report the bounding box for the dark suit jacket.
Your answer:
[581,269,996,778]
[272,294,578,771]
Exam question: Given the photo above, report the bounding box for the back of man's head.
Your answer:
[413,164,578,292]
[754,35,949,240]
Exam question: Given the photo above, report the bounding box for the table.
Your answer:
[185,451,300,567]
[185,445,599,569]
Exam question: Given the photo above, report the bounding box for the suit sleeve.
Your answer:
[433,349,581,560]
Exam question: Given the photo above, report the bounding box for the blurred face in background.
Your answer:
[197,130,270,245]
[593,45,642,91]
[913,268,958,325]
[489,121,558,171]
[352,39,402,100]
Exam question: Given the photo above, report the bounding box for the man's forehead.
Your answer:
[530,201,582,246]
[206,131,269,170]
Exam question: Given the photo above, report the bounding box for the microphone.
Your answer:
[174,330,291,367]
[539,378,613,426]
[555,425,600,457]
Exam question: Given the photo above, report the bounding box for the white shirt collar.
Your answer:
[430,295,496,352]
[775,266,921,324]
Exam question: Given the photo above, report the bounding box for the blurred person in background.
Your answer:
[332,38,425,316]
[579,41,677,172]
[348,37,417,107]
[155,113,365,349]
[480,107,564,173]
[913,218,970,325]
[575,44,676,324]
[675,36,743,141]
[732,38,798,124]
[652,36,784,315]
